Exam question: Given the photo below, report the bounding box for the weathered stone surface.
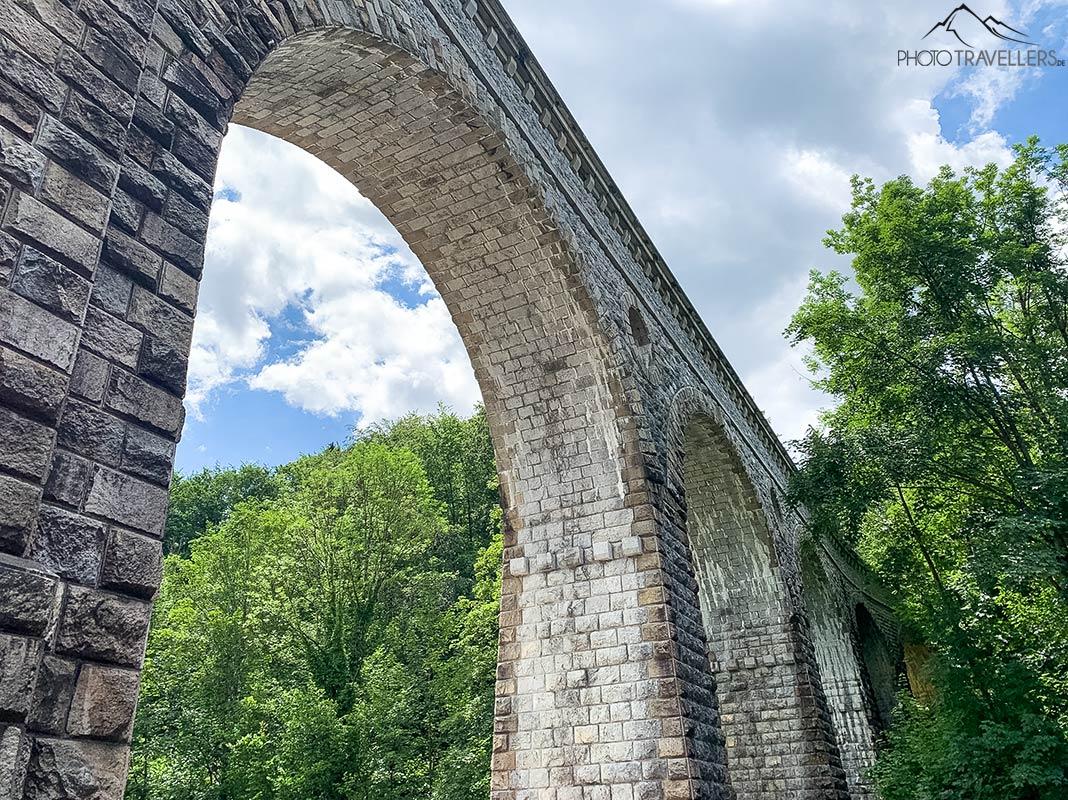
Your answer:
[30,505,107,584]
[84,467,169,536]
[140,213,204,275]
[0,344,68,423]
[44,450,94,507]
[57,400,125,466]
[161,188,209,240]
[158,261,198,314]
[24,737,128,799]
[0,75,41,137]
[67,664,139,740]
[63,92,126,160]
[0,38,64,113]
[15,0,82,44]
[69,350,109,403]
[38,161,110,233]
[104,369,183,436]
[27,656,77,734]
[0,0,62,64]
[35,115,118,193]
[120,425,174,485]
[11,247,93,323]
[83,27,139,93]
[108,189,143,234]
[0,561,58,635]
[0,124,46,188]
[149,148,211,212]
[0,229,19,282]
[0,473,40,555]
[0,289,79,370]
[100,528,162,598]
[102,228,161,287]
[0,633,42,717]
[0,724,29,797]
[90,265,133,317]
[128,285,193,349]
[0,406,55,479]
[54,586,151,667]
[138,335,187,394]
[81,306,143,369]
[3,193,101,277]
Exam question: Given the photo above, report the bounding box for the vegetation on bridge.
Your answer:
[789,139,1068,799]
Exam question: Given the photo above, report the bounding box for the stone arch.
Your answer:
[802,550,880,797]
[854,603,899,734]
[0,7,691,797]
[662,386,848,800]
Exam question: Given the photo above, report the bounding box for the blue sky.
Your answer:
[175,0,1068,474]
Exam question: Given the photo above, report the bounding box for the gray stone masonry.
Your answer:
[0,0,904,797]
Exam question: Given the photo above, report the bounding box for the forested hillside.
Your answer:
[125,408,501,800]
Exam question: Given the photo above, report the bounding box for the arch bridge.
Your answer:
[0,0,904,797]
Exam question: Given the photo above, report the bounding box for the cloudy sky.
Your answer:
[175,0,1068,472]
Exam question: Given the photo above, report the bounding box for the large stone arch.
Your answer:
[0,0,903,796]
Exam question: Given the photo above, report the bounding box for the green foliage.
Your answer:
[127,408,501,800]
[164,464,279,556]
[788,139,1068,799]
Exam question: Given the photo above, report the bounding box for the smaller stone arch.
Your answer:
[854,603,900,734]
[663,386,848,800]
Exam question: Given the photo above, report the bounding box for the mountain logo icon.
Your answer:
[923,4,1036,48]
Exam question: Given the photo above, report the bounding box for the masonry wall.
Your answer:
[0,0,898,796]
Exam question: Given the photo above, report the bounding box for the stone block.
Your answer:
[140,213,204,276]
[24,737,128,799]
[84,467,169,536]
[121,424,175,485]
[82,306,143,369]
[117,158,166,212]
[90,264,134,316]
[70,350,110,403]
[64,91,126,159]
[128,285,193,349]
[0,633,42,717]
[11,247,92,323]
[3,192,102,277]
[57,399,125,465]
[0,344,69,423]
[0,229,19,282]
[509,557,530,576]
[0,473,41,555]
[104,369,183,436]
[0,38,65,113]
[0,406,55,479]
[67,664,139,740]
[39,161,110,233]
[29,505,107,584]
[150,148,211,213]
[101,528,163,598]
[0,724,29,796]
[621,537,643,557]
[55,29,138,114]
[0,561,57,636]
[54,586,151,667]
[592,541,614,562]
[0,288,80,369]
[158,261,199,314]
[102,228,162,287]
[0,124,46,188]
[27,656,77,734]
[138,334,187,394]
[35,115,118,193]
[44,450,94,507]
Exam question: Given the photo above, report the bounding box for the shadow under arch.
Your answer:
[854,603,899,735]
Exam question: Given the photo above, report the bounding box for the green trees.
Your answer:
[787,140,1068,799]
[127,408,501,800]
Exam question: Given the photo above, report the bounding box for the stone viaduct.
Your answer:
[0,0,906,796]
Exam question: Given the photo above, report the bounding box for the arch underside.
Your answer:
[681,415,847,799]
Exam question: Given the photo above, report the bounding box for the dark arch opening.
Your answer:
[855,604,898,735]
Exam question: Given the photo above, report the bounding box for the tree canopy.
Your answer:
[788,139,1068,799]
[127,407,501,800]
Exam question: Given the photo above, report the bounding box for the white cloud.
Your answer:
[188,125,480,423]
